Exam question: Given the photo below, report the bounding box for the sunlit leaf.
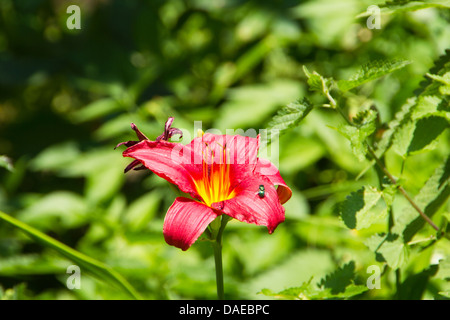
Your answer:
[337,59,411,92]
[330,109,377,161]
[365,233,409,270]
[268,98,313,133]
[336,186,384,230]
[260,261,368,300]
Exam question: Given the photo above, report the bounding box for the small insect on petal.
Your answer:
[258,184,265,199]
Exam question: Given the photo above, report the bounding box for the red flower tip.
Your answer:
[156,117,183,142]
[130,122,149,141]
[116,118,183,172]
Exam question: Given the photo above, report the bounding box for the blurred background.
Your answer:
[0,0,449,299]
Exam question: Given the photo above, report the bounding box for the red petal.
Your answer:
[214,175,285,233]
[255,158,292,204]
[123,140,201,197]
[163,197,219,251]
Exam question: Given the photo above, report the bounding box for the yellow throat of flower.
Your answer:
[194,143,236,207]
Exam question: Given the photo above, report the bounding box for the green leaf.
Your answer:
[71,98,124,123]
[303,66,333,93]
[259,281,313,300]
[426,72,450,87]
[391,98,449,158]
[0,210,142,300]
[397,264,438,299]
[268,98,313,133]
[415,49,450,96]
[380,0,450,13]
[0,254,67,276]
[260,261,368,300]
[337,59,411,92]
[356,1,450,18]
[376,51,450,159]
[215,80,303,129]
[85,163,125,204]
[407,115,449,154]
[401,157,450,242]
[434,259,450,281]
[374,98,416,158]
[123,192,162,231]
[318,261,356,294]
[29,142,80,173]
[17,191,89,230]
[365,233,410,270]
[336,186,384,230]
[365,159,449,270]
[331,109,377,161]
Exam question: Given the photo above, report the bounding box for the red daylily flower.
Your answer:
[117,118,292,251]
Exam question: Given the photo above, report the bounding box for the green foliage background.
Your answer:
[0,0,449,300]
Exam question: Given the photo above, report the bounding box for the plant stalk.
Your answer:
[366,145,440,232]
[211,215,230,300]
[212,241,224,300]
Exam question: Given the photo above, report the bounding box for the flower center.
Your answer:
[193,142,236,207]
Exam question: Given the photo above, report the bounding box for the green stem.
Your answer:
[211,215,230,300]
[366,145,440,232]
[212,241,224,300]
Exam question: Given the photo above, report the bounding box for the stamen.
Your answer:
[193,139,235,207]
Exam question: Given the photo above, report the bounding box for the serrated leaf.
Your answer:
[259,281,313,300]
[392,119,416,156]
[260,283,367,300]
[426,72,450,86]
[336,186,383,230]
[401,157,450,242]
[407,115,449,154]
[425,71,450,96]
[357,2,450,18]
[318,261,355,294]
[381,0,450,13]
[376,52,450,159]
[381,183,398,207]
[303,66,333,92]
[268,98,313,132]
[332,109,377,161]
[415,49,450,96]
[337,59,411,92]
[374,98,416,158]
[260,261,368,300]
[365,233,409,269]
[364,159,450,270]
